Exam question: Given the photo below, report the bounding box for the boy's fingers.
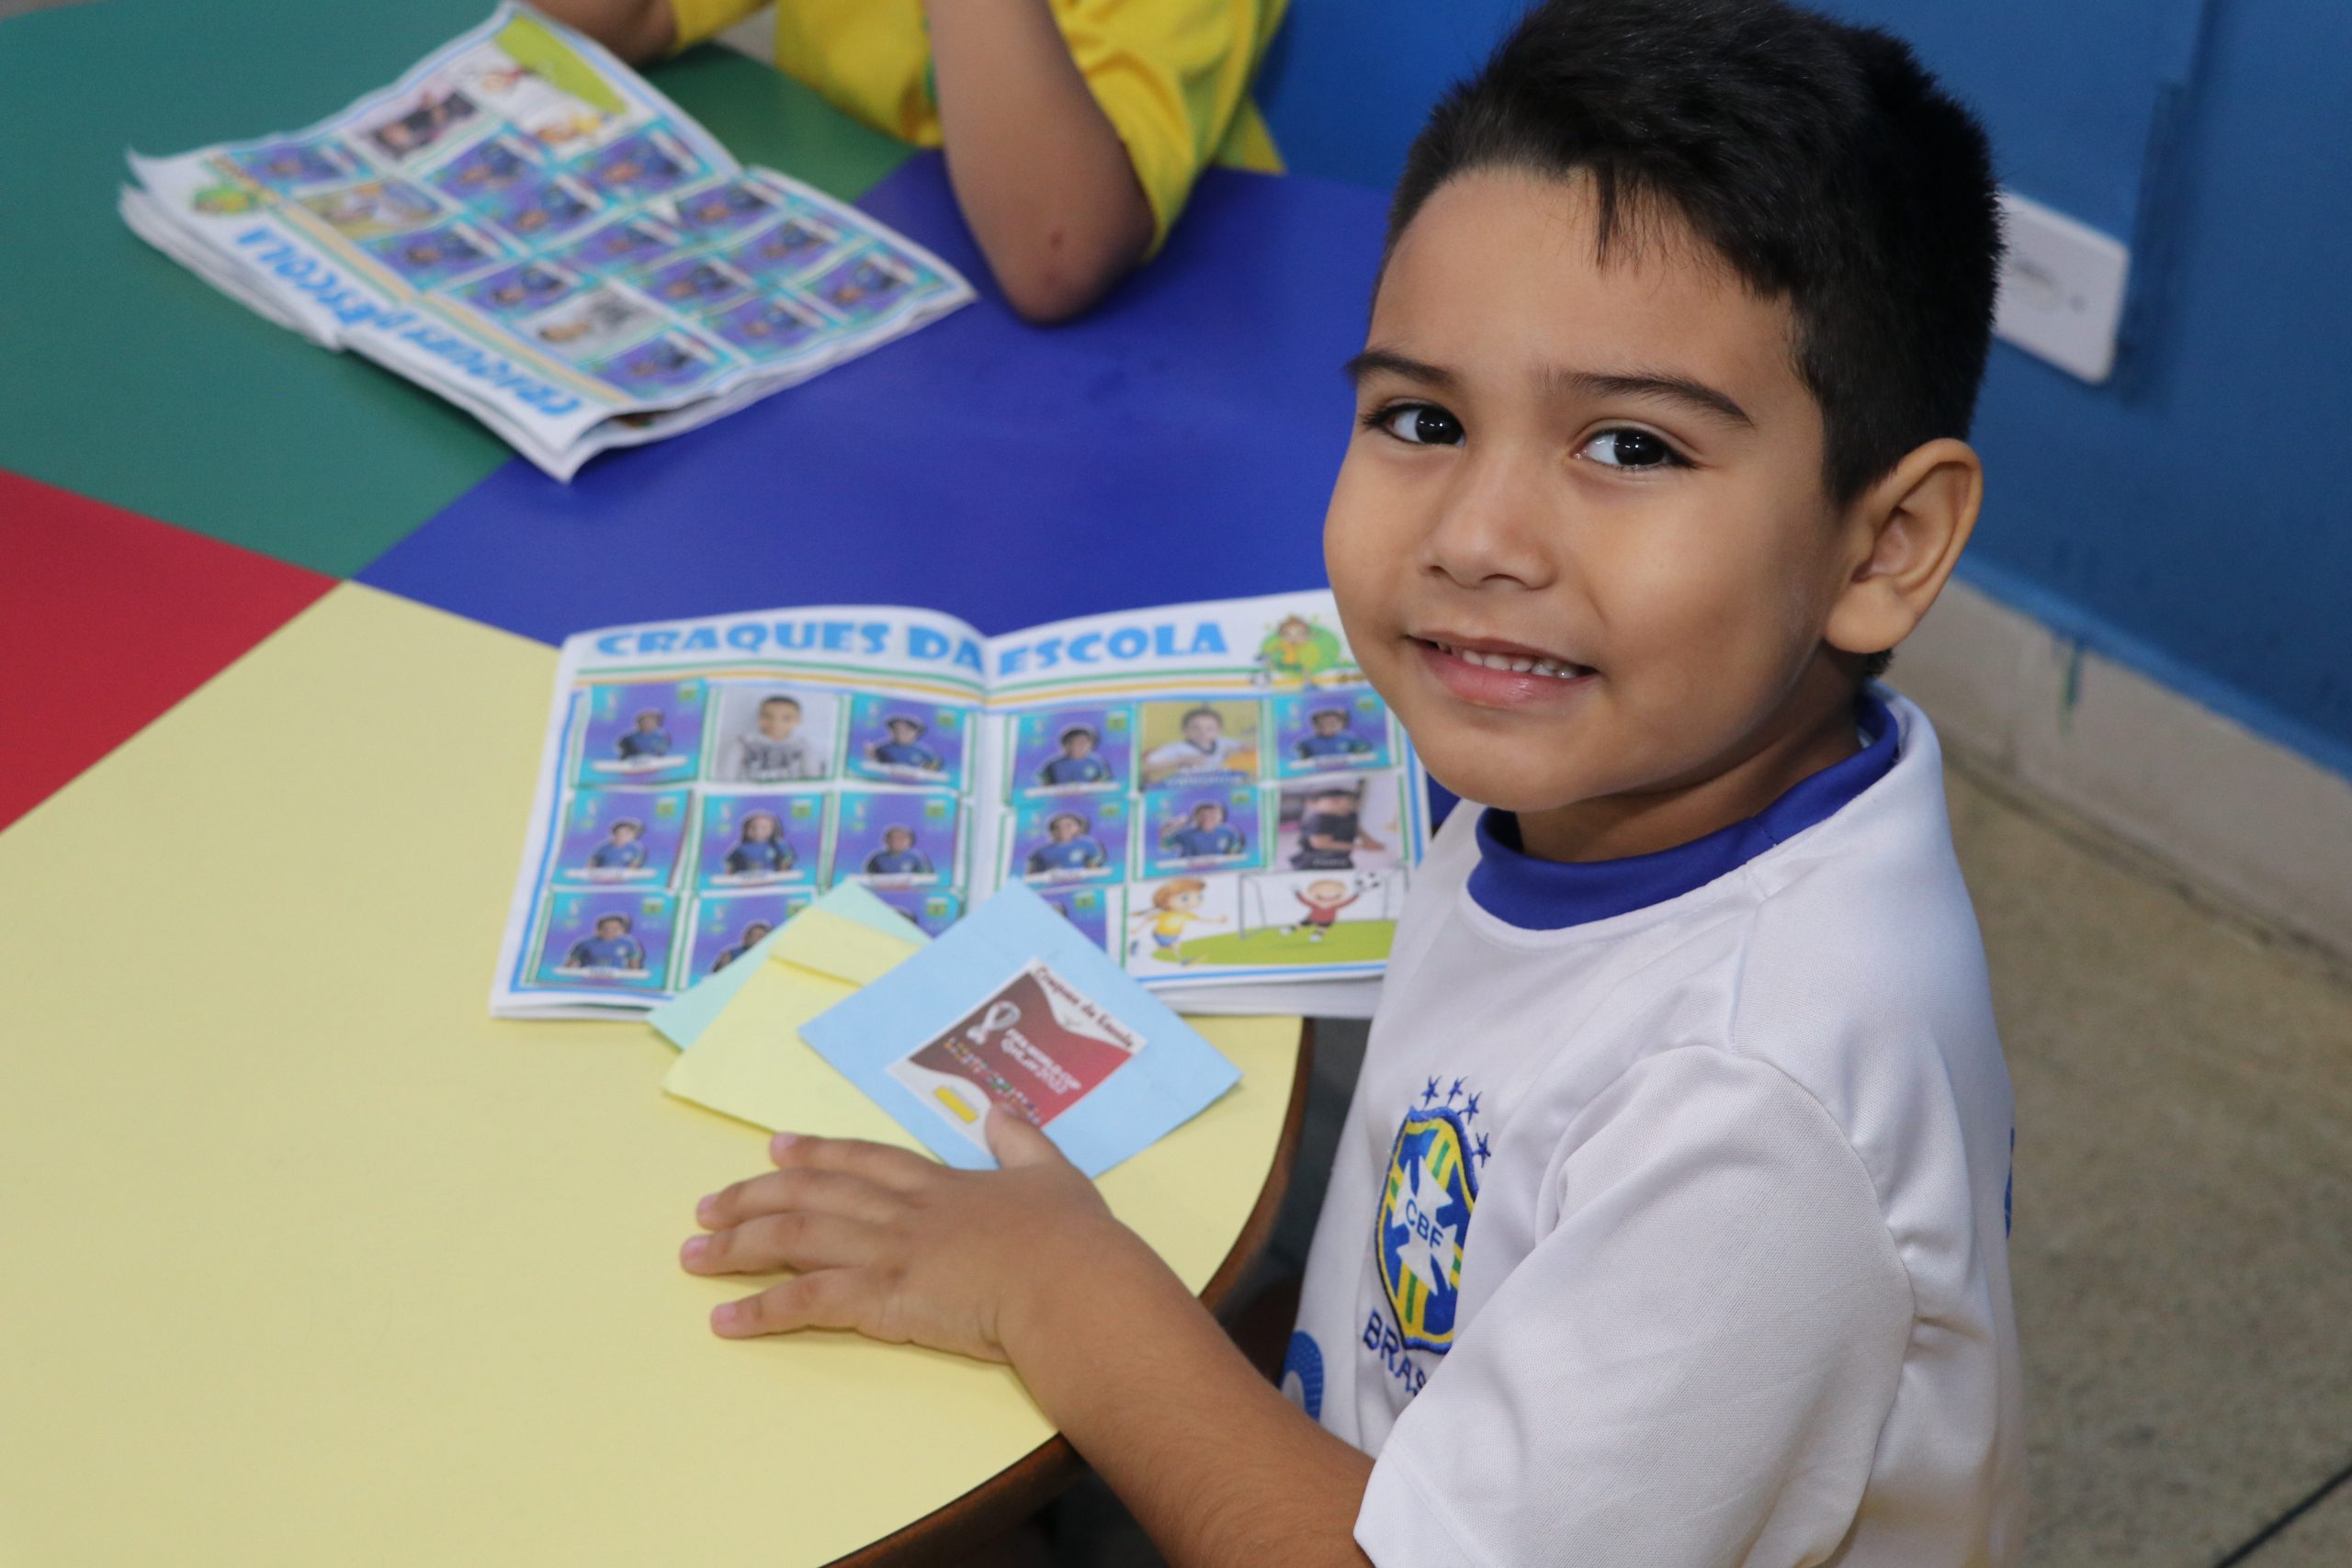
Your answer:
[697,1168,902,1229]
[684,1211,878,1276]
[767,1133,934,1191]
[711,1269,869,1339]
[984,1108,1063,1169]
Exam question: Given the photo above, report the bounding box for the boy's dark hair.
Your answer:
[1392,0,2001,675]
[760,694,800,712]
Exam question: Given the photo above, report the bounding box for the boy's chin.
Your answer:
[1419,750,1596,818]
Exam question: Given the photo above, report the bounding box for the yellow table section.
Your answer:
[0,583,1299,1566]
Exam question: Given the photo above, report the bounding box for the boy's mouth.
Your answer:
[1411,634,1598,706]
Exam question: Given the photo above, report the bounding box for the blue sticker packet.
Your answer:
[800,884,1240,1177]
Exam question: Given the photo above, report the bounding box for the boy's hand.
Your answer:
[682,1113,1142,1361]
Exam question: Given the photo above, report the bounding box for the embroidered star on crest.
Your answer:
[1421,1077,1440,1105]
[1390,1150,1459,1301]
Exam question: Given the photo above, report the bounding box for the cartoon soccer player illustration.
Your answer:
[616,708,670,761]
[1259,614,1345,682]
[863,824,933,878]
[709,919,775,974]
[1290,784,1385,871]
[868,716,944,775]
[1287,878,1363,942]
[1295,705,1376,763]
[722,812,796,880]
[1025,811,1109,879]
[563,913,642,972]
[734,694,825,782]
[1038,726,1113,788]
[1140,706,1252,785]
[586,818,646,873]
[1160,799,1248,863]
[1129,880,1226,965]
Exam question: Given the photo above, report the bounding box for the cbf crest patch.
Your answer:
[1376,1104,1480,1353]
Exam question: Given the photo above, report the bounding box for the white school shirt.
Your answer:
[1284,693,2023,1567]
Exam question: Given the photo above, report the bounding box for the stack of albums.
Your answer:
[492,591,1435,1020]
[119,5,972,479]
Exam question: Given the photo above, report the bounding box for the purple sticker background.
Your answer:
[1010,704,1134,798]
[572,678,707,788]
[836,790,958,886]
[868,885,964,938]
[695,790,824,890]
[534,887,678,991]
[1037,885,1114,952]
[686,890,807,977]
[1009,795,1131,885]
[1142,780,1263,876]
[844,694,970,787]
[552,785,690,886]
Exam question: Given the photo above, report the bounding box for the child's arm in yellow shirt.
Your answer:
[685,1119,1377,1566]
[533,0,1157,322]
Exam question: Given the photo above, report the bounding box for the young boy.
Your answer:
[1038,724,1113,788]
[1025,810,1109,878]
[868,715,944,775]
[585,817,647,872]
[1141,705,1251,784]
[561,913,642,972]
[615,708,669,760]
[862,823,933,878]
[1295,705,1375,762]
[734,694,825,782]
[535,0,1285,321]
[1290,784,1383,871]
[678,4,2021,1562]
[1161,798,1248,862]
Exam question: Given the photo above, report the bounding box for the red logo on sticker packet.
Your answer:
[904,961,1144,1127]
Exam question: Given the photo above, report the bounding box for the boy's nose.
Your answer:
[1419,451,1560,592]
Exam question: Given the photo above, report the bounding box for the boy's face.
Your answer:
[1191,804,1223,827]
[610,822,639,841]
[1063,731,1094,757]
[1307,879,1347,903]
[594,917,625,937]
[884,827,914,850]
[1312,712,1346,734]
[1325,169,1860,823]
[634,712,662,731]
[1182,713,1222,748]
[759,702,799,739]
[888,719,920,741]
[1048,817,1080,841]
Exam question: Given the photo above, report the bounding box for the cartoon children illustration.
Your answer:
[868,716,944,775]
[563,913,642,972]
[586,818,646,872]
[1140,706,1250,785]
[1290,784,1385,871]
[863,824,933,878]
[735,694,824,782]
[1025,812,1108,878]
[1258,614,1343,682]
[1295,706,1375,762]
[723,812,796,879]
[1159,800,1247,862]
[1287,878,1362,942]
[616,708,670,761]
[1129,880,1225,965]
[1038,725,1113,787]
[710,920,775,974]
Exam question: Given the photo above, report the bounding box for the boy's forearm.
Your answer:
[921,0,1154,322]
[1003,1231,1375,1567]
[530,0,675,62]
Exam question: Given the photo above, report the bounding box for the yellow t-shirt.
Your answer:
[669,0,1286,250]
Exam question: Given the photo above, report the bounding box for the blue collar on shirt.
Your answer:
[1466,694,1899,931]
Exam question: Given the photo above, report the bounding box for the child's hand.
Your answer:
[681,1113,1139,1361]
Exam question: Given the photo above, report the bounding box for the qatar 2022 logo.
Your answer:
[1375,1090,1483,1354]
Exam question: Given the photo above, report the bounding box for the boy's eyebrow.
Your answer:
[1343,347,1457,388]
[1545,366,1755,428]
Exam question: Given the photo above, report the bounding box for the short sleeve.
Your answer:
[1054,0,1284,252]
[1356,1047,1915,1568]
[667,0,766,54]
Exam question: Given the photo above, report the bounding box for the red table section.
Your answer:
[0,470,334,830]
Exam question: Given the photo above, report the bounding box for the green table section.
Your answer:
[0,0,912,575]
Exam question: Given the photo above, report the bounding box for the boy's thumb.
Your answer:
[985,1107,1061,1169]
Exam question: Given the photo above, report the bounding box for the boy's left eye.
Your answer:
[1576,428,1685,469]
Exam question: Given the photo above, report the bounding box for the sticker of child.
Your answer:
[1024,810,1111,880]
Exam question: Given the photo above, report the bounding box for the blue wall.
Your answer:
[1257,0,2352,776]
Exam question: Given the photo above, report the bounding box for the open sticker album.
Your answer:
[492,591,1433,1020]
[119,4,972,479]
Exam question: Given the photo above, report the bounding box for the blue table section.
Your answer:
[360,155,1390,646]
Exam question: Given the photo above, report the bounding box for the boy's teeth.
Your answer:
[1435,640,1584,680]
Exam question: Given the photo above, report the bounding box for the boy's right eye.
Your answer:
[1371,401,1465,446]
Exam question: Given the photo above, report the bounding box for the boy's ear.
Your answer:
[1824,438,1983,661]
